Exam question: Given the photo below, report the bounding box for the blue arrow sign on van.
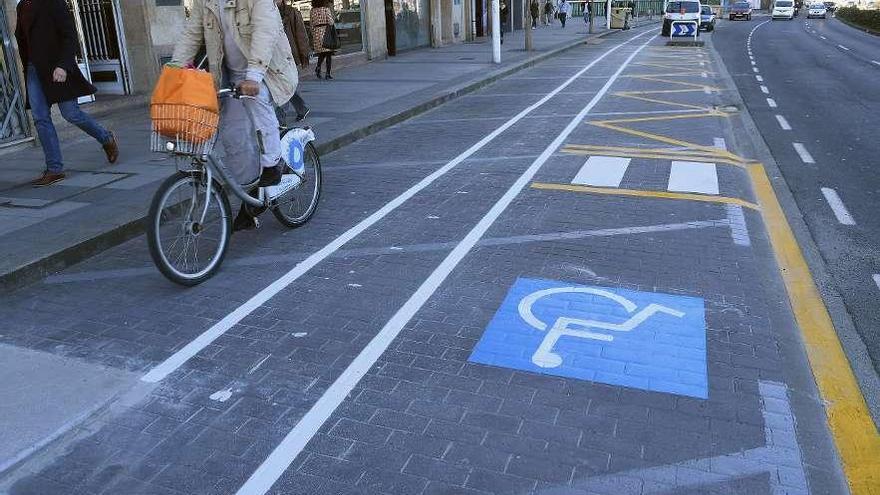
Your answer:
[672,22,697,36]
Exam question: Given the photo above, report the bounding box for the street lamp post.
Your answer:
[492,0,502,63]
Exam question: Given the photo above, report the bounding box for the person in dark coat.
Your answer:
[15,0,119,187]
[277,0,310,121]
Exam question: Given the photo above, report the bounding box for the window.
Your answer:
[666,2,700,13]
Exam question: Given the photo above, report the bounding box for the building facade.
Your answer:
[0,0,475,150]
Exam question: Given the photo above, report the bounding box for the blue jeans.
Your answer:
[26,65,111,173]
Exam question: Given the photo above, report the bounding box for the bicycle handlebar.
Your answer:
[217,87,258,101]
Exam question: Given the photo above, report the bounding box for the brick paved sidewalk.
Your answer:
[0,20,614,292]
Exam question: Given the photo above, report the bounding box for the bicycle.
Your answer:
[147,88,322,286]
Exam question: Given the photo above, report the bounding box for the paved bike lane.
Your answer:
[3,30,877,495]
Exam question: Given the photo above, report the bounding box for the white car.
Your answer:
[662,0,703,36]
[772,0,796,19]
[807,3,827,16]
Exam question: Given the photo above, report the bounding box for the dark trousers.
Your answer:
[560,12,567,27]
[316,52,332,75]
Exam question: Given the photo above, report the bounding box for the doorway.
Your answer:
[67,0,132,96]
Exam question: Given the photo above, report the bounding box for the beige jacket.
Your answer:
[172,0,298,106]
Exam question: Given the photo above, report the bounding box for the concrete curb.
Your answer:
[0,27,635,293]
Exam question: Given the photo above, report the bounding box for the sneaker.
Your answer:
[295,108,311,122]
[32,171,65,187]
[102,132,119,164]
[257,164,282,187]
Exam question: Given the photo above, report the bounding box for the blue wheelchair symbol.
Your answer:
[469,278,709,398]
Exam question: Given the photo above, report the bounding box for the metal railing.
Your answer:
[0,6,30,147]
[78,0,121,62]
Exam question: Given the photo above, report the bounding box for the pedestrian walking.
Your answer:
[557,0,571,27]
[544,0,555,25]
[500,0,509,44]
[15,0,119,187]
[310,0,335,80]
[530,0,540,27]
[172,0,299,230]
[277,0,311,121]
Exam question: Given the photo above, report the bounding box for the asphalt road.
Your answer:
[714,14,880,376]
[0,24,863,494]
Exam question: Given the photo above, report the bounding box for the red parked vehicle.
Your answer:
[729,1,753,19]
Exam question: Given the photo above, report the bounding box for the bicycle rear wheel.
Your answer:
[147,171,232,286]
[272,142,322,228]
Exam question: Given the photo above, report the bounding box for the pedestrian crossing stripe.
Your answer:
[530,182,761,211]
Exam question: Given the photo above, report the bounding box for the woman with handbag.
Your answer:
[310,0,337,80]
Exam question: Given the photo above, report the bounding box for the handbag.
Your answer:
[322,24,342,50]
[150,66,219,144]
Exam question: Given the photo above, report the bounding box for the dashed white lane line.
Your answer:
[668,161,720,195]
[873,274,880,291]
[838,44,850,51]
[572,156,631,187]
[793,142,816,164]
[820,35,827,39]
[751,60,757,66]
[756,75,764,82]
[232,32,659,495]
[872,60,880,66]
[767,98,777,108]
[760,85,770,94]
[820,187,856,225]
[753,67,760,73]
[775,114,792,130]
[139,29,656,385]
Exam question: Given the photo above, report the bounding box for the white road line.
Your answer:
[726,204,752,247]
[775,114,792,130]
[873,274,880,291]
[820,35,827,39]
[751,60,757,66]
[760,85,770,94]
[838,44,850,51]
[572,156,631,187]
[233,33,659,495]
[713,137,727,150]
[139,28,656,385]
[820,187,856,225]
[668,161,720,195]
[872,60,880,66]
[756,75,764,82]
[753,67,760,73]
[793,142,815,164]
[767,98,777,108]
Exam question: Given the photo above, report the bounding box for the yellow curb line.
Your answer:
[530,182,761,210]
[748,164,880,495]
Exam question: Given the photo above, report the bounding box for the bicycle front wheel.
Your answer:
[272,142,322,228]
[147,171,232,286]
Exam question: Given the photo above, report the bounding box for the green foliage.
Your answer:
[836,6,880,32]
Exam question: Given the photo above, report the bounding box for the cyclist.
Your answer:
[171,0,299,230]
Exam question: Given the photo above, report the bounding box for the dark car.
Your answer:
[700,5,717,30]
[729,1,752,20]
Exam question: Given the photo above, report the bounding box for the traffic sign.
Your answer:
[671,20,698,38]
